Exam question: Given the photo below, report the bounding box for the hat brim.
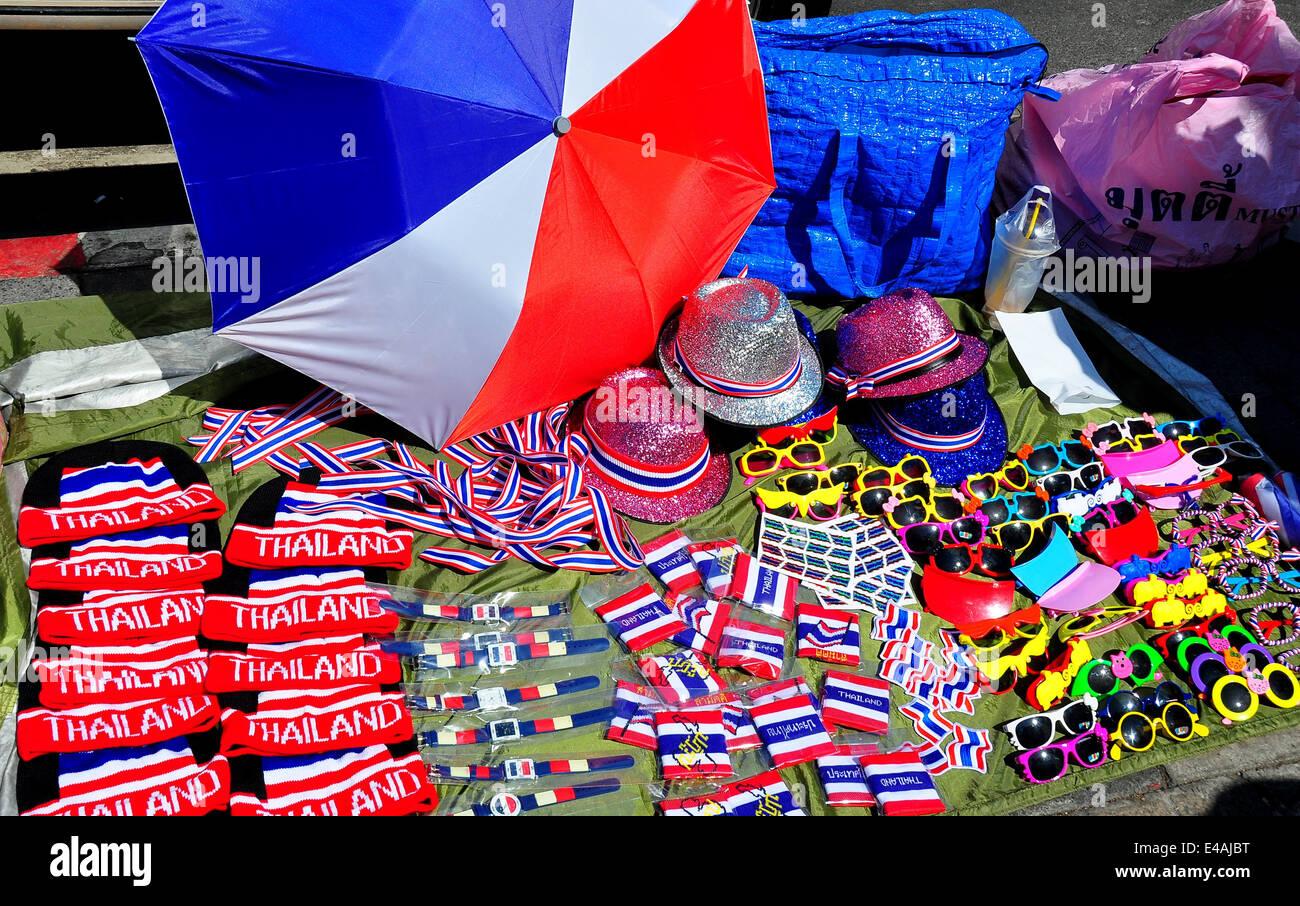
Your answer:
[656,315,825,427]
[846,393,1008,487]
[582,449,732,525]
[841,334,989,400]
[1035,561,1122,614]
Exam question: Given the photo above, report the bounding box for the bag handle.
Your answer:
[1131,468,1233,497]
[828,130,967,297]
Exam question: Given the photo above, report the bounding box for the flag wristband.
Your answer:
[384,629,574,659]
[409,675,602,712]
[419,705,617,747]
[429,754,636,782]
[451,778,623,816]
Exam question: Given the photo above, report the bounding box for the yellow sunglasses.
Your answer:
[754,480,843,521]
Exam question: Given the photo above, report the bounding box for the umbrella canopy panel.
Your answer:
[137,0,774,446]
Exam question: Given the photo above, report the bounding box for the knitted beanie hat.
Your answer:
[27,522,224,592]
[219,684,414,758]
[18,441,225,547]
[203,634,402,694]
[203,564,398,644]
[36,586,206,646]
[224,478,413,570]
[32,635,208,709]
[19,735,230,817]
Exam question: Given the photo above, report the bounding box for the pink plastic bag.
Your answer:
[1007,0,1300,268]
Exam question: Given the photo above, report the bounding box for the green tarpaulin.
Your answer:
[2,290,1294,816]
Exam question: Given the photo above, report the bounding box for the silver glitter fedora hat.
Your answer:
[656,277,823,427]
[577,367,731,524]
[827,287,987,400]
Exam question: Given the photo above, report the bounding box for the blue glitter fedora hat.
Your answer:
[848,373,1008,487]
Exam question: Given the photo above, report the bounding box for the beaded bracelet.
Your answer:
[1246,601,1300,647]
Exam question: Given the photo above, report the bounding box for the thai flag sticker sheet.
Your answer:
[729,552,797,621]
[716,619,786,681]
[605,680,660,750]
[637,652,724,704]
[748,693,835,769]
[654,709,732,780]
[860,750,946,816]
[594,583,687,652]
[796,603,861,665]
[820,670,891,735]
[817,751,875,808]
[642,530,702,594]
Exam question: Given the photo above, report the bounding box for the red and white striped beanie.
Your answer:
[203,566,398,644]
[224,480,413,570]
[18,442,225,547]
[16,694,221,760]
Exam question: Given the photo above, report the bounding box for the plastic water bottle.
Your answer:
[983,185,1060,328]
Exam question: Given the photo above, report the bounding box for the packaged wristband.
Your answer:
[818,744,879,808]
[667,592,731,657]
[860,749,946,816]
[796,603,862,665]
[638,651,726,703]
[687,538,744,597]
[821,668,891,734]
[410,624,616,679]
[404,667,610,715]
[413,690,618,749]
[655,709,733,780]
[746,689,835,769]
[642,529,703,593]
[425,751,642,784]
[593,582,688,652]
[606,679,662,750]
[729,551,798,621]
[372,584,569,624]
[716,616,788,681]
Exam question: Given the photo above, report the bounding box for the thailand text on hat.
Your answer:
[578,366,730,524]
[828,287,987,400]
[657,278,823,426]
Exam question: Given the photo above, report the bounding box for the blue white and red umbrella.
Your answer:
[136,0,775,447]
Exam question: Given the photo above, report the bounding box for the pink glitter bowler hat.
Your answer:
[828,287,988,400]
[577,367,731,524]
[657,278,823,427]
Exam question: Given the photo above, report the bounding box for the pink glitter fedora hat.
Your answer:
[577,367,731,524]
[827,287,988,400]
[657,277,823,427]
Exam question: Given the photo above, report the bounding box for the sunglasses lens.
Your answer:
[1125,418,1153,437]
[1081,464,1105,488]
[1014,716,1054,749]
[1040,474,1070,498]
[1062,441,1093,465]
[1128,648,1155,681]
[808,428,835,445]
[951,517,985,545]
[981,499,1011,526]
[966,475,997,500]
[856,487,892,516]
[1026,747,1066,782]
[1163,704,1194,739]
[1269,668,1298,701]
[1181,436,1209,453]
[1231,442,1263,461]
[1092,424,1124,446]
[863,469,894,488]
[1015,496,1047,521]
[1112,499,1139,524]
[744,449,778,473]
[810,499,839,520]
[892,500,929,527]
[902,523,943,554]
[933,546,973,575]
[828,465,859,488]
[932,495,965,522]
[1192,446,1224,468]
[1027,447,1061,474]
[782,473,817,495]
[1002,462,1030,489]
[1120,713,1154,749]
[1084,662,1116,695]
[994,521,1031,554]
[898,480,931,502]
[1152,681,1181,709]
[980,546,1013,576]
[1081,512,1111,534]
[1074,732,1106,766]
[1062,701,1096,735]
[789,442,821,466]
[898,457,928,481]
[1219,680,1255,717]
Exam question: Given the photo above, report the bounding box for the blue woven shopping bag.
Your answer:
[725,9,1056,298]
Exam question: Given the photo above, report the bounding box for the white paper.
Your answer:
[998,309,1122,416]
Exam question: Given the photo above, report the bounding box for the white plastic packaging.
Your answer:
[983,185,1060,328]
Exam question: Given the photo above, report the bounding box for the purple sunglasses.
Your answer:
[1015,724,1110,784]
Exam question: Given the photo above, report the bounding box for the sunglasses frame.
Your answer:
[1000,692,1099,751]
[1109,700,1208,760]
[1071,643,1166,698]
[1015,723,1110,784]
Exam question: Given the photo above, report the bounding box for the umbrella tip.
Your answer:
[552,116,572,137]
